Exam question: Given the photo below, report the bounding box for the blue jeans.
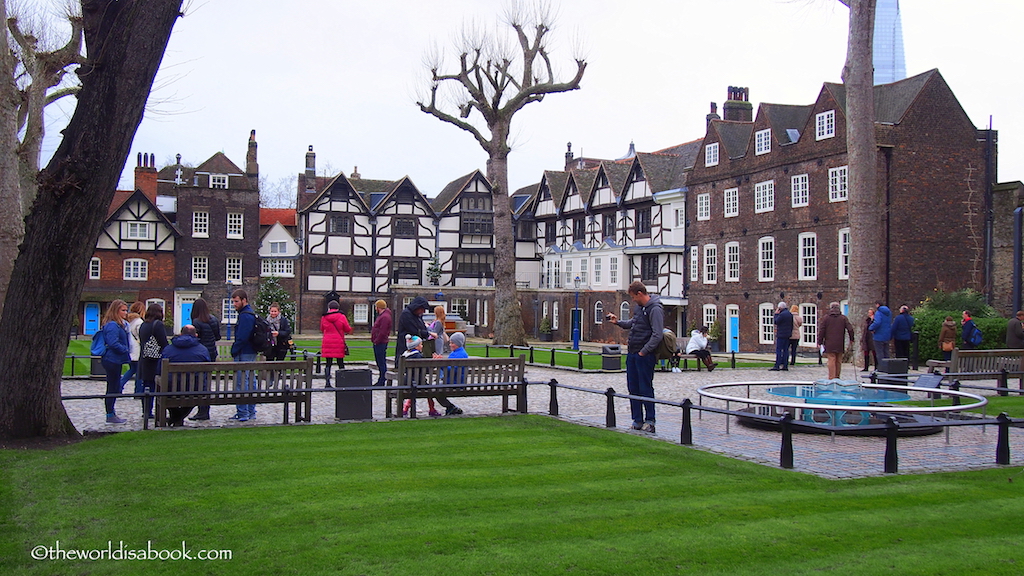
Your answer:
[874,340,890,361]
[625,352,657,425]
[234,353,258,418]
[119,360,138,389]
[774,338,789,369]
[101,359,124,415]
[373,343,388,386]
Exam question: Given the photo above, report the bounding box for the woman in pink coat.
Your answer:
[320,300,353,387]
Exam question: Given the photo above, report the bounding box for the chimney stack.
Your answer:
[134,152,158,203]
[304,146,316,190]
[706,102,720,126]
[246,130,259,187]
[564,142,574,170]
[722,86,752,122]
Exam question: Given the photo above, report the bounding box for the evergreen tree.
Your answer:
[254,277,296,321]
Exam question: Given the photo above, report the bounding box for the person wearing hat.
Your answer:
[370,299,393,386]
[400,334,441,417]
[436,332,466,416]
[394,296,436,361]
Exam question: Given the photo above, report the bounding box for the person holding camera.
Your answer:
[607,281,663,434]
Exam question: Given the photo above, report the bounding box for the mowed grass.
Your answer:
[2,416,1023,575]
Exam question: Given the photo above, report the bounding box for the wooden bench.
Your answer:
[154,358,314,427]
[943,348,1024,380]
[664,336,711,371]
[385,355,527,418]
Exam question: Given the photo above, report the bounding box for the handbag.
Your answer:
[941,340,954,352]
[142,321,163,360]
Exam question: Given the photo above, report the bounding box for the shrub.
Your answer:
[910,308,1009,362]
[916,288,995,318]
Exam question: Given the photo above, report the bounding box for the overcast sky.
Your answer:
[35,0,1024,200]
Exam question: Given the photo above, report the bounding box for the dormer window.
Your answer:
[210,174,228,189]
[755,129,771,155]
[816,110,836,140]
[704,142,719,167]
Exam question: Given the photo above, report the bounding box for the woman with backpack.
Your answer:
[320,300,352,387]
[99,299,130,424]
[137,303,168,420]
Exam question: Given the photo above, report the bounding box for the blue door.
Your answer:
[728,308,739,353]
[84,303,100,335]
[181,302,193,332]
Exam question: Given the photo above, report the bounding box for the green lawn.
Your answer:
[907,394,1024,418]
[2,416,1022,575]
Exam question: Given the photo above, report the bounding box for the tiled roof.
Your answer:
[569,168,599,206]
[635,152,685,194]
[195,152,245,177]
[825,68,937,124]
[601,162,632,199]
[431,170,485,214]
[511,183,540,216]
[542,170,570,210]
[714,121,755,160]
[762,103,813,145]
[260,208,295,226]
[106,190,134,219]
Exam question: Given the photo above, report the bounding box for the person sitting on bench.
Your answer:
[685,326,718,372]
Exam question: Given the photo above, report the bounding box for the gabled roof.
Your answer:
[298,172,373,215]
[372,176,435,215]
[654,138,702,170]
[350,177,399,211]
[260,208,296,227]
[825,68,938,125]
[541,170,570,210]
[195,151,245,176]
[431,170,489,214]
[568,168,599,207]
[601,161,632,199]
[635,152,685,194]
[106,190,134,219]
[713,121,755,160]
[105,189,180,236]
[761,103,813,145]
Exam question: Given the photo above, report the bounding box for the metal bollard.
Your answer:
[1000,369,1009,397]
[730,351,736,370]
[605,387,616,428]
[529,346,535,364]
[485,345,490,358]
[884,416,899,473]
[681,399,693,445]
[997,412,1011,465]
[550,348,556,367]
[779,413,794,469]
[548,379,559,416]
[951,381,962,405]
[509,345,515,358]
[578,350,584,370]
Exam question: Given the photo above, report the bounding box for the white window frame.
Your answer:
[261,258,294,277]
[619,301,630,321]
[451,298,469,319]
[192,211,209,238]
[759,303,775,344]
[564,260,573,288]
[594,302,604,324]
[353,303,369,324]
[609,257,618,286]
[89,257,101,280]
[800,304,818,346]
[126,222,152,240]
[552,301,559,330]
[725,241,740,282]
[674,208,685,228]
[122,258,148,281]
[542,301,549,321]
[269,241,287,254]
[226,257,242,285]
[703,244,717,284]
[816,110,836,140]
[192,256,208,284]
[723,187,738,218]
[758,237,775,282]
[798,232,817,281]
[703,304,718,329]
[689,246,699,282]
[210,174,228,189]
[579,259,588,285]
[696,193,711,221]
[829,166,848,202]
[227,212,244,239]
[755,129,771,155]
[754,180,774,214]
[838,227,851,280]
[791,174,809,208]
[222,299,237,325]
[593,258,602,285]
[704,142,719,167]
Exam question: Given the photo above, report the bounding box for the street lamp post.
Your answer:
[572,276,581,350]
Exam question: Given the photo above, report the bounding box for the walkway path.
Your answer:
[61,361,1023,480]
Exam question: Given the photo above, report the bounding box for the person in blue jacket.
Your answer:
[161,325,211,427]
[229,289,257,422]
[891,305,916,359]
[100,299,130,424]
[869,301,893,361]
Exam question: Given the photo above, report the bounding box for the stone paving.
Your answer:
[61,360,1024,480]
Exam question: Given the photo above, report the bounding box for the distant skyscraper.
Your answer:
[874,0,906,84]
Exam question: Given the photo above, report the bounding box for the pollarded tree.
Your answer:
[417,1,586,346]
[0,0,183,440]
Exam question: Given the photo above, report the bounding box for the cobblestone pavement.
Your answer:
[62,360,1024,480]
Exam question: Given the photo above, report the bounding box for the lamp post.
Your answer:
[572,276,581,350]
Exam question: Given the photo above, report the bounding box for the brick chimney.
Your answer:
[246,129,258,188]
[706,102,721,126]
[134,152,158,203]
[564,142,574,170]
[304,146,316,190]
[722,86,752,122]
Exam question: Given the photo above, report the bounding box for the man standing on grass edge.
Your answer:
[230,289,257,422]
[607,281,663,434]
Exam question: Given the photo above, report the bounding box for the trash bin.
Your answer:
[90,356,105,379]
[878,358,908,375]
[601,345,621,371]
[335,368,372,420]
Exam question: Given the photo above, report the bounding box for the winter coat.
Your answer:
[101,320,130,365]
[939,320,958,350]
[370,308,393,345]
[861,316,875,353]
[320,311,352,359]
[892,311,915,341]
[395,296,433,358]
[1007,317,1024,349]
[818,309,855,354]
[126,316,143,362]
[192,315,220,361]
[615,294,664,355]
[869,306,893,342]
[138,319,168,381]
[791,314,803,342]
[961,318,977,348]
[774,308,794,341]
[269,314,292,348]
[162,334,211,364]
[685,330,708,354]
[231,305,256,357]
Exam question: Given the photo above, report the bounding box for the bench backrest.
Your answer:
[949,348,1024,375]
[156,358,314,394]
[395,355,526,387]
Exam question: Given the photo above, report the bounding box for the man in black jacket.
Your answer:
[394,296,437,361]
[771,302,793,371]
[607,281,663,434]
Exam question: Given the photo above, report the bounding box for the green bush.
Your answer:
[910,309,1008,362]
[916,288,995,318]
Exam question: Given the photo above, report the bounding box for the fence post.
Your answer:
[509,345,515,358]
[485,345,490,358]
[548,379,559,416]
[884,416,899,474]
[997,412,1012,465]
[578,350,584,370]
[550,348,556,367]
[951,381,962,405]
[680,399,693,445]
[604,387,616,428]
[779,412,794,469]
[529,346,535,364]
[730,351,735,370]
[999,369,1009,397]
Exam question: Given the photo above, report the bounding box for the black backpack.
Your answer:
[244,311,274,352]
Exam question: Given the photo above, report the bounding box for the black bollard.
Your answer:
[730,351,736,370]
[997,412,1011,465]
[999,369,1009,397]
[529,346,535,364]
[951,381,962,405]
[578,350,584,370]
[548,379,559,416]
[605,387,616,428]
[779,412,794,469]
[509,345,515,358]
[884,416,899,474]
[681,399,693,445]
[550,348,556,367]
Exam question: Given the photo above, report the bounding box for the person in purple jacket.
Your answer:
[370,299,393,387]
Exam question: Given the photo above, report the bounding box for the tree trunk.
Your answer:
[842,0,881,364]
[0,0,182,440]
[0,0,22,322]
[486,149,529,347]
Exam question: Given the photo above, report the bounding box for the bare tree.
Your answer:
[260,174,298,209]
[0,0,84,320]
[838,0,881,365]
[417,1,586,346]
[0,0,183,440]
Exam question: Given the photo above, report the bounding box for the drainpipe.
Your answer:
[984,126,998,302]
[883,147,892,304]
[1014,208,1022,313]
